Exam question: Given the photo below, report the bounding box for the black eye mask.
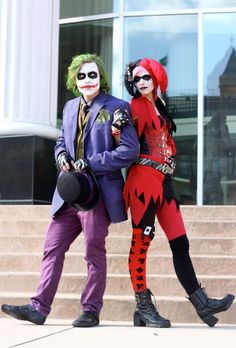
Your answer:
[133,74,152,83]
[77,71,98,80]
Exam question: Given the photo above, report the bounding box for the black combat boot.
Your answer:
[134,289,171,328]
[188,287,235,327]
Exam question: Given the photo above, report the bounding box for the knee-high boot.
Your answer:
[188,287,235,327]
[134,289,171,328]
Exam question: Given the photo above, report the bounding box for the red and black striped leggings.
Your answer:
[129,199,199,295]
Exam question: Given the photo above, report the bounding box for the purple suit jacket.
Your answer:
[51,91,139,223]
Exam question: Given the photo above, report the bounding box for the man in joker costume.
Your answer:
[123,57,234,328]
[2,54,139,327]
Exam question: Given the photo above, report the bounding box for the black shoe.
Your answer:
[1,303,46,325]
[72,311,99,327]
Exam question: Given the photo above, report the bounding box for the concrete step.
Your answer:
[0,292,235,324]
[0,204,235,324]
[1,252,236,275]
[1,219,236,236]
[1,235,236,255]
[0,205,235,220]
[0,205,51,219]
[0,272,235,298]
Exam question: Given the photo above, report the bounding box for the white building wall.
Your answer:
[0,0,60,139]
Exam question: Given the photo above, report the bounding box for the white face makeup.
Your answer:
[133,66,154,96]
[76,62,100,99]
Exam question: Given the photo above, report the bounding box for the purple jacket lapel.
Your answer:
[69,97,81,159]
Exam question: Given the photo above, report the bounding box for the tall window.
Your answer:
[203,12,236,204]
[125,0,236,11]
[60,0,118,18]
[124,15,198,204]
[58,19,114,120]
[58,1,236,205]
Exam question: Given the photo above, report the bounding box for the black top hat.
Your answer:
[57,170,100,211]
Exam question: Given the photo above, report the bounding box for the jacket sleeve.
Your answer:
[88,103,139,174]
[54,101,72,161]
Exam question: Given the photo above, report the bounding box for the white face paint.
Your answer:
[76,62,100,100]
[133,66,154,96]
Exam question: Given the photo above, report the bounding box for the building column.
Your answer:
[0,0,60,204]
[0,0,60,139]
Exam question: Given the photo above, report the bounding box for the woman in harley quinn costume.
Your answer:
[121,57,234,328]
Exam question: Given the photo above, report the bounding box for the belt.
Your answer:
[136,157,175,175]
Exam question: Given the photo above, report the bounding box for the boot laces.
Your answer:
[147,289,160,314]
[149,289,157,308]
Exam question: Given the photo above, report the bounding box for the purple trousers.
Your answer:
[31,200,111,317]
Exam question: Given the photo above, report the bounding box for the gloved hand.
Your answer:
[56,152,71,172]
[73,158,90,172]
[165,155,176,175]
[112,108,129,135]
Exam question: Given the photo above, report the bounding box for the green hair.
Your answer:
[66,53,110,96]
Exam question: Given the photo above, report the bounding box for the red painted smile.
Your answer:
[80,84,98,89]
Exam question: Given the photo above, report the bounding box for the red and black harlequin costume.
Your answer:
[123,58,235,328]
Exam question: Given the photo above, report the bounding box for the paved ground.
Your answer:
[1,318,236,348]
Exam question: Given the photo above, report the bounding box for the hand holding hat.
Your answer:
[56,152,71,172]
[73,158,90,172]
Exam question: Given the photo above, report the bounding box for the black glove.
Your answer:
[56,152,71,171]
[73,158,90,172]
[167,155,176,170]
[165,155,176,175]
[112,108,129,131]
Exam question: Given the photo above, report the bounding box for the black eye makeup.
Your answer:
[77,71,98,80]
[133,74,152,83]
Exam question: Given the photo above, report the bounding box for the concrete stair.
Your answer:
[0,205,236,324]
